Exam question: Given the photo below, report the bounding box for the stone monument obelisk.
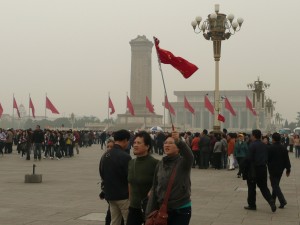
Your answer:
[116,35,162,130]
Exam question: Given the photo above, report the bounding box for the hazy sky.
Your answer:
[0,0,299,122]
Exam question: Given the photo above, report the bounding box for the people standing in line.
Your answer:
[289,134,294,153]
[243,129,276,212]
[127,131,159,225]
[32,125,44,161]
[198,129,210,169]
[0,128,7,156]
[281,133,289,151]
[73,130,80,154]
[227,133,236,171]
[220,133,228,169]
[100,129,132,225]
[146,131,194,225]
[156,131,165,155]
[213,134,223,170]
[294,134,300,158]
[268,132,291,209]
[234,134,248,178]
[5,128,13,154]
[65,130,73,157]
[191,132,200,168]
[100,131,107,150]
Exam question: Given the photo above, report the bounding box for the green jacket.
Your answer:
[234,141,248,158]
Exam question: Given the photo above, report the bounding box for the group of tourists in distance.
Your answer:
[99,128,297,225]
[0,124,298,225]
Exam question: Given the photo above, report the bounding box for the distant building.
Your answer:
[169,90,268,132]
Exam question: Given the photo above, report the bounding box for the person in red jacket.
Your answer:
[227,133,236,170]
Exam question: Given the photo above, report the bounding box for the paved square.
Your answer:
[0,145,299,225]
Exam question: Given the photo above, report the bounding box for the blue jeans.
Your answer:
[295,146,300,158]
[34,143,42,159]
[167,207,191,225]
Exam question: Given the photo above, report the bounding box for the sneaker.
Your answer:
[43,156,46,159]
[269,200,277,212]
[279,201,287,209]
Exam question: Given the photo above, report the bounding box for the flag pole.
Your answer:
[107,92,110,130]
[45,93,47,119]
[29,93,31,119]
[12,94,15,129]
[153,37,174,131]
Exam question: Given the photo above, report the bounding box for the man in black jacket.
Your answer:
[244,129,276,212]
[32,125,44,160]
[268,132,291,208]
[99,129,131,225]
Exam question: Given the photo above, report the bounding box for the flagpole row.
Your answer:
[153,37,174,131]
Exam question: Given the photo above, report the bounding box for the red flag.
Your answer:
[154,37,198,79]
[218,114,225,122]
[108,97,115,115]
[184,96,195,114]
[164,96,175,115]
[204,95,214,115]
[146,96,155,114]
[29,97,36,118]
[0,103,3,118]
[127,96,135,116]
[13,97,20,118]
[46,96,59,114]
[246,96,257,116]
[225,98,236,116]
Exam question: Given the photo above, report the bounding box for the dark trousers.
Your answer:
[34,143,42,160]
[236,157,245,176]
[247,166,273,207]
[5,143,13,153]
[200,151,210,169]
[0,142,4,155]
[192,150,199,167]
[213,152,222,169]
[270,174,286,205]
[126,207,144,225]
[167,207,191,225]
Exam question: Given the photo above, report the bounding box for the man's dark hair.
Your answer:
[195,132,200,137]
[186,131,191,136]
[272,132,281,142]
[113,129,131,142]
[252,129,262,139]
[203,129,208,135]
[134,131,152,151]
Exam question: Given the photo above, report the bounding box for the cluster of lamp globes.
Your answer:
[191,4,244,36]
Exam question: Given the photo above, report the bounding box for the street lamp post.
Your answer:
[247,77,270,129]
[265,98,275,132]
[191,4,244,132]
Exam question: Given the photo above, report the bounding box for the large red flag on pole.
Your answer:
[246,96,257,116]
[127,96,135,116]
[29,97,36,118]
[204,95,214,115]
[46,96,59,114]
[164,96,175,115]
[108,97,115,115]
[225,98,236,116]
[154,37,198,79]
[218,114,225,122]
[146,96,155,114]
[0,103,3,118]
[13,97,20,118]
[184,96,195,114]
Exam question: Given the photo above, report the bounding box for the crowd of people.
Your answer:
[99,128,295,225]
[0,126,111,160]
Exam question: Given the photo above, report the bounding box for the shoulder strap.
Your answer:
[161,162,178,207]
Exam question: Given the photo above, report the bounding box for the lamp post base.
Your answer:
[213,125,221,133]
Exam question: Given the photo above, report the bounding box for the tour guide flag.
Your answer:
[184,96,195,114]
[218,114,225,122]
[0,103,3,118]
[108,97,115,115]
[146,96,155,114]
[204,95,214,115]
[46,96,59,114]
[246,96,257,116]
[29,97,36,118]
[127,96,135,116]
[164,96,175,115]
[154,37,198,79]
[13,97,20,118]
[225,98,236,116]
